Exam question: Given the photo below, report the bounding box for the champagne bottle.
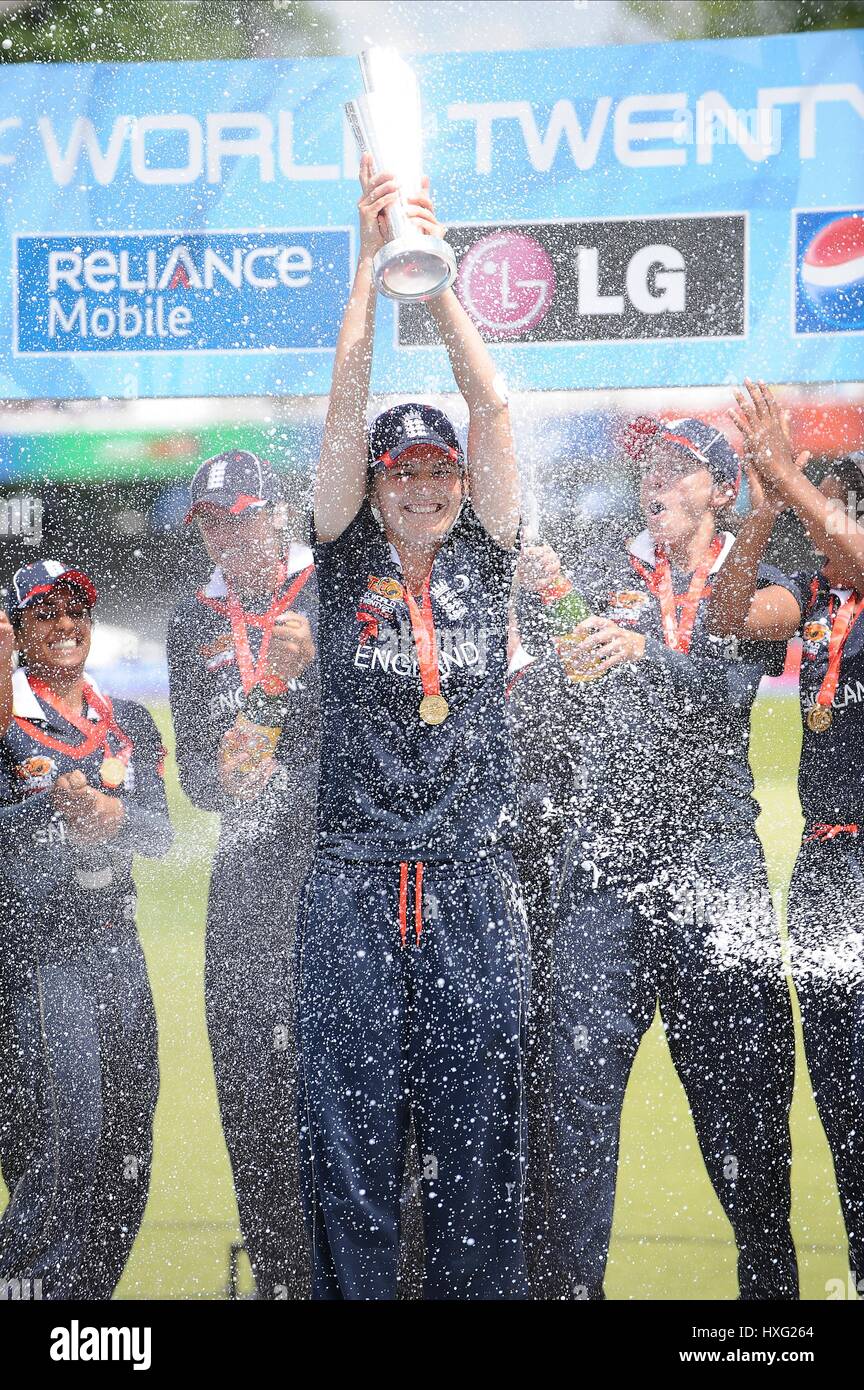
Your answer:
[536,573,602,684]
[535,573,591,634]
[233,679,288,772]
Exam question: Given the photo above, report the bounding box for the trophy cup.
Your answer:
[345,47,457,302]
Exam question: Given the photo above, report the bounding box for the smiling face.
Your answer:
[16,583,92,679]
[193,504,279,585]
[639,443,729,549]
[371,444,466,549]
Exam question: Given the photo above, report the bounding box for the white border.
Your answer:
[11,224,355,358]
[394,210,749,351]
[790,205,864,340]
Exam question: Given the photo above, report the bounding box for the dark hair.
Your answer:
[826,454,864,509]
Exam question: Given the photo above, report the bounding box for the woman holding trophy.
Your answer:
[297,149,528,1300]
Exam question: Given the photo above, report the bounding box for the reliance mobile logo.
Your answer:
[13,228,352,354]
[794,210,864,334]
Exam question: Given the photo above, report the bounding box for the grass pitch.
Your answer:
[1,695,850,1299]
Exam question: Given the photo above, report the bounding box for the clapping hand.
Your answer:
[731,379,810,514]
[52,769,124,845]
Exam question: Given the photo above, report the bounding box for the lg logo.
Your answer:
[399,214,745,346]
[575,243,685,316]
[456,232,556,339]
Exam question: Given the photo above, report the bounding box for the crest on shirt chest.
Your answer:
[430,575,469,623]
[355,573,405,642]
[802,618,831,660]
[606,589,651,625]
[15,754,58,792]
[200,630,236,672]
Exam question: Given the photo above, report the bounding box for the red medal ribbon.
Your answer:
[403,578,441,698]
[805,823,859,843]
[224,564,313,696]
[630,535,723,653]
[812,590,864,715]
[18,677,133,768]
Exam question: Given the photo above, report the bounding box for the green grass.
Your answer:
[1,696,850,1299]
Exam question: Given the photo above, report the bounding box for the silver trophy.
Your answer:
[345,47,457,302]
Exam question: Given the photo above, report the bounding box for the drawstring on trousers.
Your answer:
[398,861,425,946]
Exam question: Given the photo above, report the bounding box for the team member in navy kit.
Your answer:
[167,450,318,1299]
[504,559,589,1298]
[712,379,864,1291]
[0,561,172,1300]
[298,157,527,1301]
[548,416,800,1300]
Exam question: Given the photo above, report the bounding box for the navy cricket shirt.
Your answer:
[0,668,173,960]
[312,498,518,863]
[561,530,786,849]
[771,569,864,827]
[166,543,320,856]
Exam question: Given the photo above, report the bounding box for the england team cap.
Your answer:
[368,403,465,471]
[6,559,98,618]
[185,450,277,523]
[625,415,741,495]
[660,418,742,494]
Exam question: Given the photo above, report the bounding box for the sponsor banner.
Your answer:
[0,30,861,398]
[398,215,746,346]
[14,229,351,355]
[794,208,864,336]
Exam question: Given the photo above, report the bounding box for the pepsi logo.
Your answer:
[796,211,864,334]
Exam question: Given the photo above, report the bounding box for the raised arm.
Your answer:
[313,157,393,541]
[707,508,801,640]
[736,380,864,591]
[423,277,519,548]
[709,383,807,640]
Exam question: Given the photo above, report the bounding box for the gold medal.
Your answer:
[100,755,127,788]
[419,694,450,726]
[806,705,833,734]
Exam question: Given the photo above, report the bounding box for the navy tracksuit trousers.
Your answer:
[788,832,864,1284]
[550,831,798,1300]
[296,853,530,1301]
[205,836,313,1300]
[0,928,158,1300]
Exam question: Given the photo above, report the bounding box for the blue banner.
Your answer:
[0,30,862,399]
[15,229,351,355]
